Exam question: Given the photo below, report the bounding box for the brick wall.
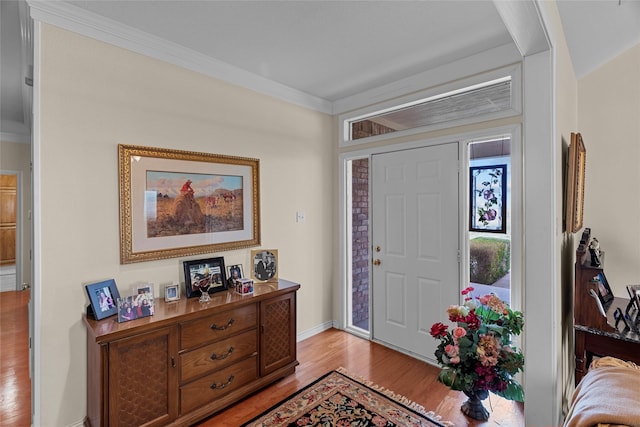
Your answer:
[351,158,369,325]
[351,120,396,140]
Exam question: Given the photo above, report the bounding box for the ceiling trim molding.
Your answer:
[26,0,333,114]
[492,0,550,57]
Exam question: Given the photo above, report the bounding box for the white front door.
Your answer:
[371,143,460,361]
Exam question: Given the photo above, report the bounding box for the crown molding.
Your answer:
[27,1,333,115]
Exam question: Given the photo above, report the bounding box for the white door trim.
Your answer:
[339,124,524,336]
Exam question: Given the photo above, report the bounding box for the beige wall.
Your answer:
[38,24,334,426]
[0,139,32,287]
[579,44,640,295]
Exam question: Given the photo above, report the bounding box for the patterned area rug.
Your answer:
[241,368,449,426]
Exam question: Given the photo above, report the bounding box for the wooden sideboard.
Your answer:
[574,229,640,385]
[83,279,300,427]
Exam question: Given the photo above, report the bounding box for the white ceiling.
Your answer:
[557,0,640,79]
[64,0,514,102]
[2,0,639,142]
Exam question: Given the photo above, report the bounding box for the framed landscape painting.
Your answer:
[118,144,260,263]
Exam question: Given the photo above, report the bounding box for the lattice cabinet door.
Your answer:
[260,292,297,375]
[107,326,179,427]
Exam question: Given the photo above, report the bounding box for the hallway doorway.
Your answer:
[0,289,31,426]
[0,173,19,292]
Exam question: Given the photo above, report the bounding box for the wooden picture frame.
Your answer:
[251,249,278,282]
[85,279,121,321]
[469,164,507,233]
[566,133,586,233]
[183,257,227,298]
[118,144,260,264]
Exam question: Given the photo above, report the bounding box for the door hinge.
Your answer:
[457,250,461,263]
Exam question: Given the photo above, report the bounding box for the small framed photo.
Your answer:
[591,272,613,306]
[85,279,121,321]
[627,285,640,312]
[117,291,154,323]
[235,278,254,295]
[251,249,278,282]
[227,264,244,286]
[134,283,153,295]
[183,257,227,298]
[165,283,180,302]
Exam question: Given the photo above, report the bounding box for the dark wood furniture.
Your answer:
[574,229,640,385]
[83,279,299,427]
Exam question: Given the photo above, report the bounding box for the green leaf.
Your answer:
[438,369,455,387]
[458,336,473,348]
[494,381,524,402]
[486,324,505,336]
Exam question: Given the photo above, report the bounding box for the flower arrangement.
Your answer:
[430,286,525,402]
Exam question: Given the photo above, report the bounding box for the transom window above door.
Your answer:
[340,65,521,146]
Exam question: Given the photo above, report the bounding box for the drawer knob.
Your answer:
[210,346,234,361]
[210,318,234,331]
[210,375,234,390]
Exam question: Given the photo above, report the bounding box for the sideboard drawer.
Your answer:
[180,304,257,350]
[179,356,258,415]
[180,329,257,383]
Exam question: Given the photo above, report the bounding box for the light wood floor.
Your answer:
[0,293,523,426]
[198,328,524,426]
[0,290,31,427]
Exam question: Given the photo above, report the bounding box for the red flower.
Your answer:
[430,322,448,337]
[461,286,475,295]
[464,311,481,330]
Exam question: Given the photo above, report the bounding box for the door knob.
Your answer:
[373,259,381,266]
[375,246,381,252]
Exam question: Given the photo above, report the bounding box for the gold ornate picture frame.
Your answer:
[566,132,586,234]
[118,144,260,263]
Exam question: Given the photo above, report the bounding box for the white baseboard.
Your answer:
[0,272,16,292]
[297,320,335,342]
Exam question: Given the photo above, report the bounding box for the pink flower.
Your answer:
[445,344,459,359]
[444,344,455,354]
[452,326,467,339]
[461,286,475,295]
